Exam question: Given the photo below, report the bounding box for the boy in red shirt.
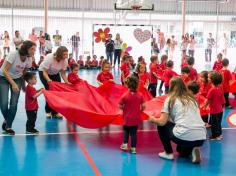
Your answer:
[181,66,191,85]
[204,71,225,140]
[68,63,82,84]
[91,55,98,68]
[213,53,223,71]
[68,53,76,68]
[220,58,232,109]
[77,55,84,69]
[158,55,168,95]
[163,60,178,94]
[24,72,44,134]
[119,75,145,154]
[187,57,198,81]
[85,56,92,69]
[120,55,131,85]
[148,55,159,97]
[97,60,113,86]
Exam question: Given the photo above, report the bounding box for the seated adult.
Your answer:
[149,77,206,164]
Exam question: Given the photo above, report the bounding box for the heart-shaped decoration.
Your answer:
[133,28,151,44]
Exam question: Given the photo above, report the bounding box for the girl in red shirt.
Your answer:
[220,58,232,108]
[119,75,145,154]
[77,55,84,69]
[181,66,191,85]
[91,55,98,68]
[68,63,82,84]
[120,55,131,85]
[136,63,149,89]
[148,55,159,97]
[187,57,198,81]
[158,55,168,95]
[213,53,223,71]
[97,60,113,86]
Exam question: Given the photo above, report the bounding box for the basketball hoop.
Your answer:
[131,5,141,15]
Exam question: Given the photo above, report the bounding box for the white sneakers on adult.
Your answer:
[192,147,201,164]
[158,152,174,160]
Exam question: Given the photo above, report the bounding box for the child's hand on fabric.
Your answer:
[148,116,156,123]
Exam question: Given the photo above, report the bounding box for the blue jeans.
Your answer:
[0,76,23,128]
[106,51,113,65]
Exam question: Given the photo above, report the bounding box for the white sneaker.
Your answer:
[120,143,128,151]
[192,147,201,164]
[158,152,174,160]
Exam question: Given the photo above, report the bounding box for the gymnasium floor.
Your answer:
[1,50,236,176]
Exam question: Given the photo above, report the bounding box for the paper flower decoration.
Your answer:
[93,27,110,43]
[122,43,132,53]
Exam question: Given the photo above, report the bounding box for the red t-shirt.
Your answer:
[163,68,178,86]
[119,91,144,126]
[68,58,75,67]
[181,62,188,68]
[181,76,191,85]
[198,81,212,98]
[77,60,84,66]
[25,85,38,111]
[207,86,225,114]
[139,73,149,85]
[99,60,103,66]
[159,63,166,71]
[213,61,223,71]
[68,73,82,84]
[91,60,98,67]
[220,69,232,92]
[120,63,130,82]
[189,67,198,81]
[97,71,113,83]
[85,60,92,66]
[149,63,158,84]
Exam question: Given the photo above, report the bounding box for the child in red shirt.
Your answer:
[68,63,82,84]
[98,56,104,69]
[129,56,136,69]
[187,81,210,126]
[91,55,98,68]
[213,53,223,71]
[204,71,225,140]
[198,71,212,98]
[97,60,113,86]
[136,63,149,89]
[158,55,168,95]
[119,75,145,154]
[77,55,84,69]
[187,57,198,81]
[24,72,44,134]
[68,53,76,68]
[181,66,191,85]
[85,56,92,69]
[138,56,147,65]
[148,55,159,97]
[180,54,188,68]
[219,58,232,108]
[163,60,178,94]
[120,55,131,85]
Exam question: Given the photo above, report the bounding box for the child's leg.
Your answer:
[210,114,220,138]
[123,125,130,144]
[130,126,138,148]
[201,115,209,123]
[26,110,37,130]
[148,83,157,97]
[224,92,230,107]
[218,112,223,136]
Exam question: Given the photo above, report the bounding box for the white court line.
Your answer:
[0,128,235,137]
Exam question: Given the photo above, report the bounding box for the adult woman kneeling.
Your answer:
[38,46,69,118]
[0,40,36,135]
[149,77,206,164]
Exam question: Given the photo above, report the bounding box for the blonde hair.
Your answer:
[168,77,198,110]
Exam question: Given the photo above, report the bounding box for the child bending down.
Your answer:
[119,75,145,154]
[68,63,82,84]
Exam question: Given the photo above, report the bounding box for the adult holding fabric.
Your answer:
[38,46,69,118]
[0,40,36,135]
[149,77,206,164]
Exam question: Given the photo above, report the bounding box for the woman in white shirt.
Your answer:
[149,77,206,164]
[0,40,36,135]
[113,33,123,67]
[39,46,69,118]
[188,34,196,57]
